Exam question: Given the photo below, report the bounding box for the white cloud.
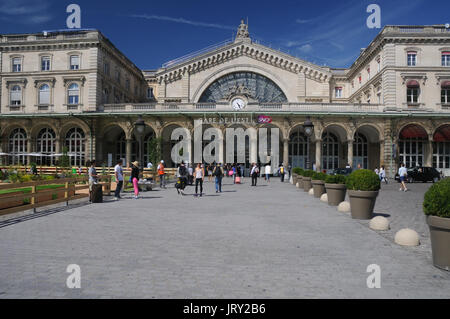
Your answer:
[0,0,52,24]
[129,14,235,31]
[298,44,313,53]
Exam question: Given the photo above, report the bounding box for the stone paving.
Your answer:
[0,176,449,299]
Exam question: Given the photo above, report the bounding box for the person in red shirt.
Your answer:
[157,160,166,189]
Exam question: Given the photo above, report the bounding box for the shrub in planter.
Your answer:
[423,178,450,270]
[311,172,327,198]
[346,169,380,219]
[302,170,314,192]
[325,174,347,206]
[292,168,304,185]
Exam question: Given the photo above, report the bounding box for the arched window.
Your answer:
[66,128,86,166]
[289,129,307,169]
[37,128,56,166]
[433,125,450,171]
[399,125,427,168]
[10,85,22,106]
[39,84,50,105]
[9,128,27,165]
[353,133,368,169]
[406,80,420,104]
[441,81,450,105]
[68,83,79,105]
[322,132,339,170]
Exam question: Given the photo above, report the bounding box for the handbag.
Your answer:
[229,171,233,176]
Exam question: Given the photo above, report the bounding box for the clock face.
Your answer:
[232,98,245,110]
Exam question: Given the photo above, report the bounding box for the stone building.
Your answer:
[1,22,449,177]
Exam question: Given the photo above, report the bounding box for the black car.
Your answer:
[395,167,441,183]
[329,168,353,176]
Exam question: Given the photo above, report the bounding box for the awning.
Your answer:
[434,125,450,142]
[406,80,420,88]
[400,124,427,139]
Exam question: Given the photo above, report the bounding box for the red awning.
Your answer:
[400,125,428,139]
[441,81,450,88]
[407,80,420,88]
[434,125,450,142]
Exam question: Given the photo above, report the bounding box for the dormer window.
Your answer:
[407,52,417,66]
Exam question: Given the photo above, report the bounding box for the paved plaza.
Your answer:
[0,176,449,299]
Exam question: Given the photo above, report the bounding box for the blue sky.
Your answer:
[0,0,449,69]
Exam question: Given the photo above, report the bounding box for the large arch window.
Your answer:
[39,84,50,105]
[66,128,86,166]
[322,132,339,170]
[289,129,307,169]
[353,133,368,169]
[399,125,427,168]
[9,128,27,165]
[37,128,56,166]
[68,83,80,105]
[198,72,287,103]
[433,125,450,170]
[10,85,22,106]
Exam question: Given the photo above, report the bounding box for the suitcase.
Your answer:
[235,176,241,184]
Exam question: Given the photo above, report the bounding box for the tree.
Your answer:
[147,137,162,173]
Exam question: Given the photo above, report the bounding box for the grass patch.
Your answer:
[0,184,64,195]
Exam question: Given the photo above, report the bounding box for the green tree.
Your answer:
[147,137,163,173]
[60,147,71,168]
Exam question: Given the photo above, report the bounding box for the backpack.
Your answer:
[280,167,284,174]
[214,167,223,177]
[179,165,187,176]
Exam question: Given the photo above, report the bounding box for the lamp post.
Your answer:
[134,115,145,170]
[303,117,314,170]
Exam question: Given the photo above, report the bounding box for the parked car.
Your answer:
[329,168,353,176]
[395,166,441,183]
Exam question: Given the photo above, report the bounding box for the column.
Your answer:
[96,137,103,164]
[379,140,385,167]
[126,138,132,168]
[0,137,4,165]
[426,137,433,167]
[55,137,61,167]
[27,138,33,165]
[347,140,353,168]
[283,138,289,167]
[315,139,321,172]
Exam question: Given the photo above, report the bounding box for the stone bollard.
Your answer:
[369,216,390,231]
[395,229,420,246]
[338,201,351,213]
[308,188,314,196]
[320,193,328,203]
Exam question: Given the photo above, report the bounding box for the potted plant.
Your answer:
[302,170,314,192]
[423,178,450,271]
[293,168,304,188]
[325,174,347,206]
[292,168,302,186]
[311,172,327,198]
[346,169,380,220]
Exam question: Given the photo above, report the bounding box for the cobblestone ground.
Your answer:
[0,176,449,299]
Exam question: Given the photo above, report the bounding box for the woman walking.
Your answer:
[131,161,140,199]
[379,165,388,184]
[194,163,205,197]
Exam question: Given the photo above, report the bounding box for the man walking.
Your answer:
[157,160,166,189]
[114,159,124,200]
[265,163,271,182]
[279,164,285,182]
[213,163,224,193]
[398,163,408,192]
[251,163,259,186]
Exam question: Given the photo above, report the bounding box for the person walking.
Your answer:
[251,163,259,186]
[374,167,380,178]
[88,160,98,203]
[398,163,408,192]
[157,160,166,189]
[213,163,224,193]
[207,164,213,182]
[176,161,188,195]
[380,165,388,184]
[278,164,285,182]
[265,163,271,182]
[194,163,205,197]
[114,159,124,200]
[131,161,140,199]
[232,164,237,184]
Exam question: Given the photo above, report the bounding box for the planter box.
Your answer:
[348,190,379,220]
[297,176,303,188]
[292,173,298,185]
[311,180,326,198]
[427,216,450,271]
[325,184,347,206]
[302,177,312,192]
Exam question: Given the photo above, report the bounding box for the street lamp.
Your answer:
[303,117,314,170]
[134,115,145,169]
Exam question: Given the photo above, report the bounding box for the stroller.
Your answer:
[175,177,187,195]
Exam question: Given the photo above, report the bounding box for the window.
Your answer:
[41,56,51,71]
[442,82,450,104]
[125,78,130,90]
[102,88,109,104]
[66,128,85,166]
[104,62,110,75]
[115,70,121,83]
[335,87,343,98]
[147,87,154,99]
[10,85,22,106]
[377,57,381,72]
[407,52,417,66]
[353,133,368,169]
[12,57,22,72]
[39,84,50,105]
[68,83,79,105]
[70,55,80,70]
[322,131,339,170]
[9,128,27,165]
[442,52,450,66]
[406,80,420,104]
[37,128,56,166]
[367,67,371,80]
[358,75,362,85]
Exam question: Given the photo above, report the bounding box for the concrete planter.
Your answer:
[325,183,347,206]
[427,216,450,271]
[311,180,326,198]
[348,190,379,220]
[292,173,298,185]
[297,176,303,189]
[302,177,311,192]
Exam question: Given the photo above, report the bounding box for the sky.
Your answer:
[0,0,449,70]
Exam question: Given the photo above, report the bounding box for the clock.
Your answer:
[231,98,246,110]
